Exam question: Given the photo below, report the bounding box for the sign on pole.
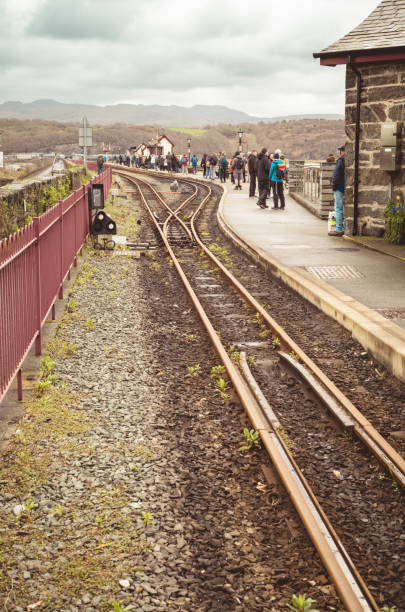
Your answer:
[78,116,92,170]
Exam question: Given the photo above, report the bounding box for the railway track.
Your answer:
[114,168,404,611]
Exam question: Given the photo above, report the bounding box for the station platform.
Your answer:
[218,180,405,382]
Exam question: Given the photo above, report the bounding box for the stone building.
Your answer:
[132,135,174,159]
[314,0,405,236]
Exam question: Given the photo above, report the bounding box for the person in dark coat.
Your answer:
[97,154,104,175]
[201,154,207,178]
[232,151,244,190]
[256,148,270,208]
[248,150,257,197]
[171,153,178,172]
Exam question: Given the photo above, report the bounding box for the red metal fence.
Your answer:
[0,165,112,403]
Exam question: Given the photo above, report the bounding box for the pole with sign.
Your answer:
[78,116,92,170]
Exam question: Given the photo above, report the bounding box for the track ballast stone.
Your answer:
[0,177,342,611]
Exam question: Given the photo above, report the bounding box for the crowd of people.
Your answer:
[197,149,289,210]
[111,152,193,172]
[103,148,289,209]
[102,143,345,234]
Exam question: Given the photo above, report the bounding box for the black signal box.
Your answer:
[89,184,105,209]
[91,210,117,235]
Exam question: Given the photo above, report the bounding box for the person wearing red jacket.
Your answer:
[181,154,188,174]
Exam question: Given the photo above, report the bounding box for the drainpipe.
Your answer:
[348,57,362,236]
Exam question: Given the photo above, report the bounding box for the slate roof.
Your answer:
[314,0,405,57]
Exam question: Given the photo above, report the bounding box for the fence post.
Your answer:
[17,369,23,401]
[83,184,88,235]
[58,200,64,298]
[73,192,78,267]
[33,217,42,356]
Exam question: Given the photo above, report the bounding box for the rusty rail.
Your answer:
[116,169,379,611]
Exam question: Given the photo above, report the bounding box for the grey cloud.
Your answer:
[27,0,127,40]
[0,0,378,118]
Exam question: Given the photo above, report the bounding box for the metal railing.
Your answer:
[303,163,321,202]
[289,160,335,219]
[0,165,112,403]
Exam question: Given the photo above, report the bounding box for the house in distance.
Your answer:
[132,134,175,158]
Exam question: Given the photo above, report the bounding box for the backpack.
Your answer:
[235,156,244,170]
[276,161,286,179]
[220,157,228,167]
[209,155,218,165]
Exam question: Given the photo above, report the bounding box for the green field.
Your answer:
[167,127,208,137]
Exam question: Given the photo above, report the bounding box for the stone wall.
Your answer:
[345,61,405,236]
[0,168,85,239]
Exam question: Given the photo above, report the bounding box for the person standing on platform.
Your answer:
[219,153,228,183]
[329,145,345,236]
[248,150,257,197]
[268,152,275,197]
[201,154,207,177]
[269,153,286,209]
[232,151,244,190]
[242,154,248,183]
[181,154,188,174]
[256,148,270,209]
[191,153,198,174]
[205,157,211,179]
[97,154,104,175]
[209,153,218,180]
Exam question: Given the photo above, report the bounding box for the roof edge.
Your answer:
[314,44,405,59]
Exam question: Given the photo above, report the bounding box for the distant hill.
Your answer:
[0,99,343,127]
[0,117,345,161]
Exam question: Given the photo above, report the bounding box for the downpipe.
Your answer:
[348,57,362,236]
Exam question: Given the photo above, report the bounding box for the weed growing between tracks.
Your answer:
[0,174,345,610]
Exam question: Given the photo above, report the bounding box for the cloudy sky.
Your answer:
[1,0,379,117]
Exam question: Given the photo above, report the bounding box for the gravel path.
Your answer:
[0,179,342,611]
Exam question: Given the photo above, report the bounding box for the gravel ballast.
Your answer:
[0,179,342,611]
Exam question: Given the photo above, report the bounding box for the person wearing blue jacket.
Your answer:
[191,154,198,174]
[329,145,345,236]
[269,153,286,209]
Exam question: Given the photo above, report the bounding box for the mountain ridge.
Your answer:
[0,99,343,127]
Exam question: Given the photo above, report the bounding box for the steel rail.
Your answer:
[116,169,405,487]
[180,179,405,489]
[240,352,378,612]
[122,172,376,611]
[279,352,405,489]
[114,168,195,244]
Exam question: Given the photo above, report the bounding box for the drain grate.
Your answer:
[333,247,360,252]
[306,265,364,280]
